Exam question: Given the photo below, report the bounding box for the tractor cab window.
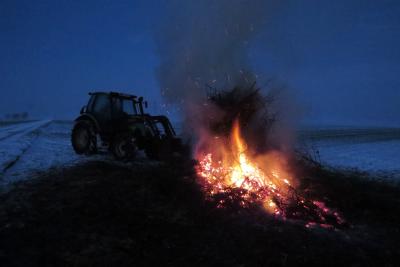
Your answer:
[87,95,96,112]
[92,94,111,115]
[122,99,136,115]
[154,121,167,137]
[110,97,137,117]
[111,97,123,117]
[91,94,111,128]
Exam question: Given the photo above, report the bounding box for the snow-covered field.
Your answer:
[0,120,51,172]
[0,121,91,185]
[0,120,153,186]
[299,127,400,178]
[0,121,399,186]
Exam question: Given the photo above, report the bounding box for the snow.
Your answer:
[0,120,51,173]
[0,121,80,183]
[1,121,400,186]
[299,127,400,178]
[0,121,150,186]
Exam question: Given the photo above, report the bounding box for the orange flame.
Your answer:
[197,119,295,215]
[196,119,345,227]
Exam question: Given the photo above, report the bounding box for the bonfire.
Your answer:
[194,86,345,228]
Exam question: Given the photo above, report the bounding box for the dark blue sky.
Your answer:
[1,0,399,126]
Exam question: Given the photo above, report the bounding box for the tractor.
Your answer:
[71,92,183,160]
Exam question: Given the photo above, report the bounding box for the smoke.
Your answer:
[155,0,280,105]
[155,0,300,153]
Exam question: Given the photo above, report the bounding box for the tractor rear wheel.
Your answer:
[71,121,97,155]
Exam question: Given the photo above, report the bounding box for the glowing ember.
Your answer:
[196,119,344,228]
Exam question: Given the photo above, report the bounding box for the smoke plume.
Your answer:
[155,0,298,153]
[155,0,280,105]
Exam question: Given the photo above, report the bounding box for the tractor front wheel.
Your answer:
[111,133,137,160]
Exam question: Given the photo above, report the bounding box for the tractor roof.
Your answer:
[89,91,138,100]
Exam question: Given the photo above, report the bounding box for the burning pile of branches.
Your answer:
[202,83,277,152]
[194,85,345,228]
